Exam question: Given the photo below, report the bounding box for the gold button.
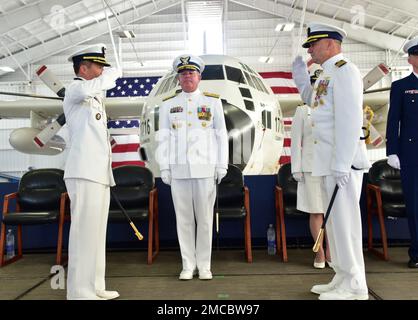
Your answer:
[188,99,192,102]
[188,123,192,127]
[188,111,192,115]
[314,140,317,144]
[311,123,315,127]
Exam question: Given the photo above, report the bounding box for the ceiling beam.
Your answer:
[0,0,83,36]
[0,0,181,75]
[231,0,408,52]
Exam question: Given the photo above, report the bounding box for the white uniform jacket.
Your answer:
[63,68,122,186]
[297,54,370,176]
[290,105,314,173]
[158,89,229,179]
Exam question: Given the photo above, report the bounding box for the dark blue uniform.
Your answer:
[386,73,418,262]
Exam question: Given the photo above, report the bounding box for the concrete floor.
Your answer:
[1,247,418,300]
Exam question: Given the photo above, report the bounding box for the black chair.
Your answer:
[0,168,68,267]
[367,159,406,260]
[108,165,159,264]
[274,162,308,262]
[216,164,252,263]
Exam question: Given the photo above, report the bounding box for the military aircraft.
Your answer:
[0,53,392,176]
[0,54,285,175]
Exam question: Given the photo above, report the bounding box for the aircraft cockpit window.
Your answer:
[250,74,263,92]
[225,65,247,84]
[244,99,255,111]
[154,77,169,96]
[201,65,224,80]
[254,77,269,94]
[261,110,272,129]
[243,71,256,89]
[167,76,179,91]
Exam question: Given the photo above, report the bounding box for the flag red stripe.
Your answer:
[271,87,299,94]
[112,161,145,168]
[279,156,291,165]
[260,72,293,79]
[112,143,139,153]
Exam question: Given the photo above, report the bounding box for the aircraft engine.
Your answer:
[9,127,65,155]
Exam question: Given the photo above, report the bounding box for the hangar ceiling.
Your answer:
[0,0,417,81]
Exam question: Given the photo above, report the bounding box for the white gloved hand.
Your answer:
[387,154,401,170]
[292,56,310,84]
[216,168,227,184]
[161,170,171,185]
[292,172,304,182]
[333,171,350,188]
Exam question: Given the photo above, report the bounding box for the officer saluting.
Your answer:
[292,23,370,300]
[64,44,121,299]
[158,54,228,280]
[386,37,418,268]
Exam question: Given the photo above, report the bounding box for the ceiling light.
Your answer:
[275,22,295,32]
[259,56,274,64]
[0,66,15,73]
[117,30,136,38]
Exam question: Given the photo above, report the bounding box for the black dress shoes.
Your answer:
[408,259,418,268]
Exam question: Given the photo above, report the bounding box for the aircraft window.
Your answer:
[161,77,174,94]
[254,77,269,94]
[250,74,263,92]
[262,110,267,128]
[244,71,256,89]
[167,76,179,91]
[267,111,272,129]
[201,65,224,80]
[225,65,247,84]
[239,87,252,99]
[239,62,251,73]
[155,78,169,96]
[244,99,254,111]
[154,107,160,132]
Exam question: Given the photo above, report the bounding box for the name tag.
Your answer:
[405,90,418,94]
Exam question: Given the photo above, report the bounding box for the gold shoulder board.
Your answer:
[162,93,177,101]
[335,60,347,68]
[203,92,220,99]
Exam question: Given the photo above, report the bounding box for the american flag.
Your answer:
[106,73,297,168]
[107,76,160,168]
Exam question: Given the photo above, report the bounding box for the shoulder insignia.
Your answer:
[203,92,220,99]
[162,93,178,101]
[335,60,347,68]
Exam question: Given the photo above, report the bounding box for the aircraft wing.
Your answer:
[278,89,390,149]
[0,97,146,119]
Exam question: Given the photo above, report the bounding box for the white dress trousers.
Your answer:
[320,171,368,294]
[66,178,110,299]
[170,177,216,272]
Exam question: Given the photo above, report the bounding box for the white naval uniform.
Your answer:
[64,68,121,299]
[290,105,323,213]
[158,89,228,272]
[294,53,370,294]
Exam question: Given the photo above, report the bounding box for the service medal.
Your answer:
[96,113,101,120]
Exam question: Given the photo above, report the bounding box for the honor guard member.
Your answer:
[292,22,370,300]
[157,54,228,280]
[64,43,122,299]
[386,37,418,268]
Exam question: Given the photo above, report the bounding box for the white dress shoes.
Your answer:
[96,290,120,300]
[179,270,194,280]
[198,270,213,280]
[311,275,342,295]
[313,261,326,269]
[319,288,369,300]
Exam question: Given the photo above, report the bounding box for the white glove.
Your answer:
[333,171,350,188]
[161,170,171,185]
[387,154,400,170]
[292,56,310,86]
[216,168,227,184]
[292,172,304,182]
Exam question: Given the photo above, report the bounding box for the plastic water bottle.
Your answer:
[6,229,15,260]
[267,224,276,255]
